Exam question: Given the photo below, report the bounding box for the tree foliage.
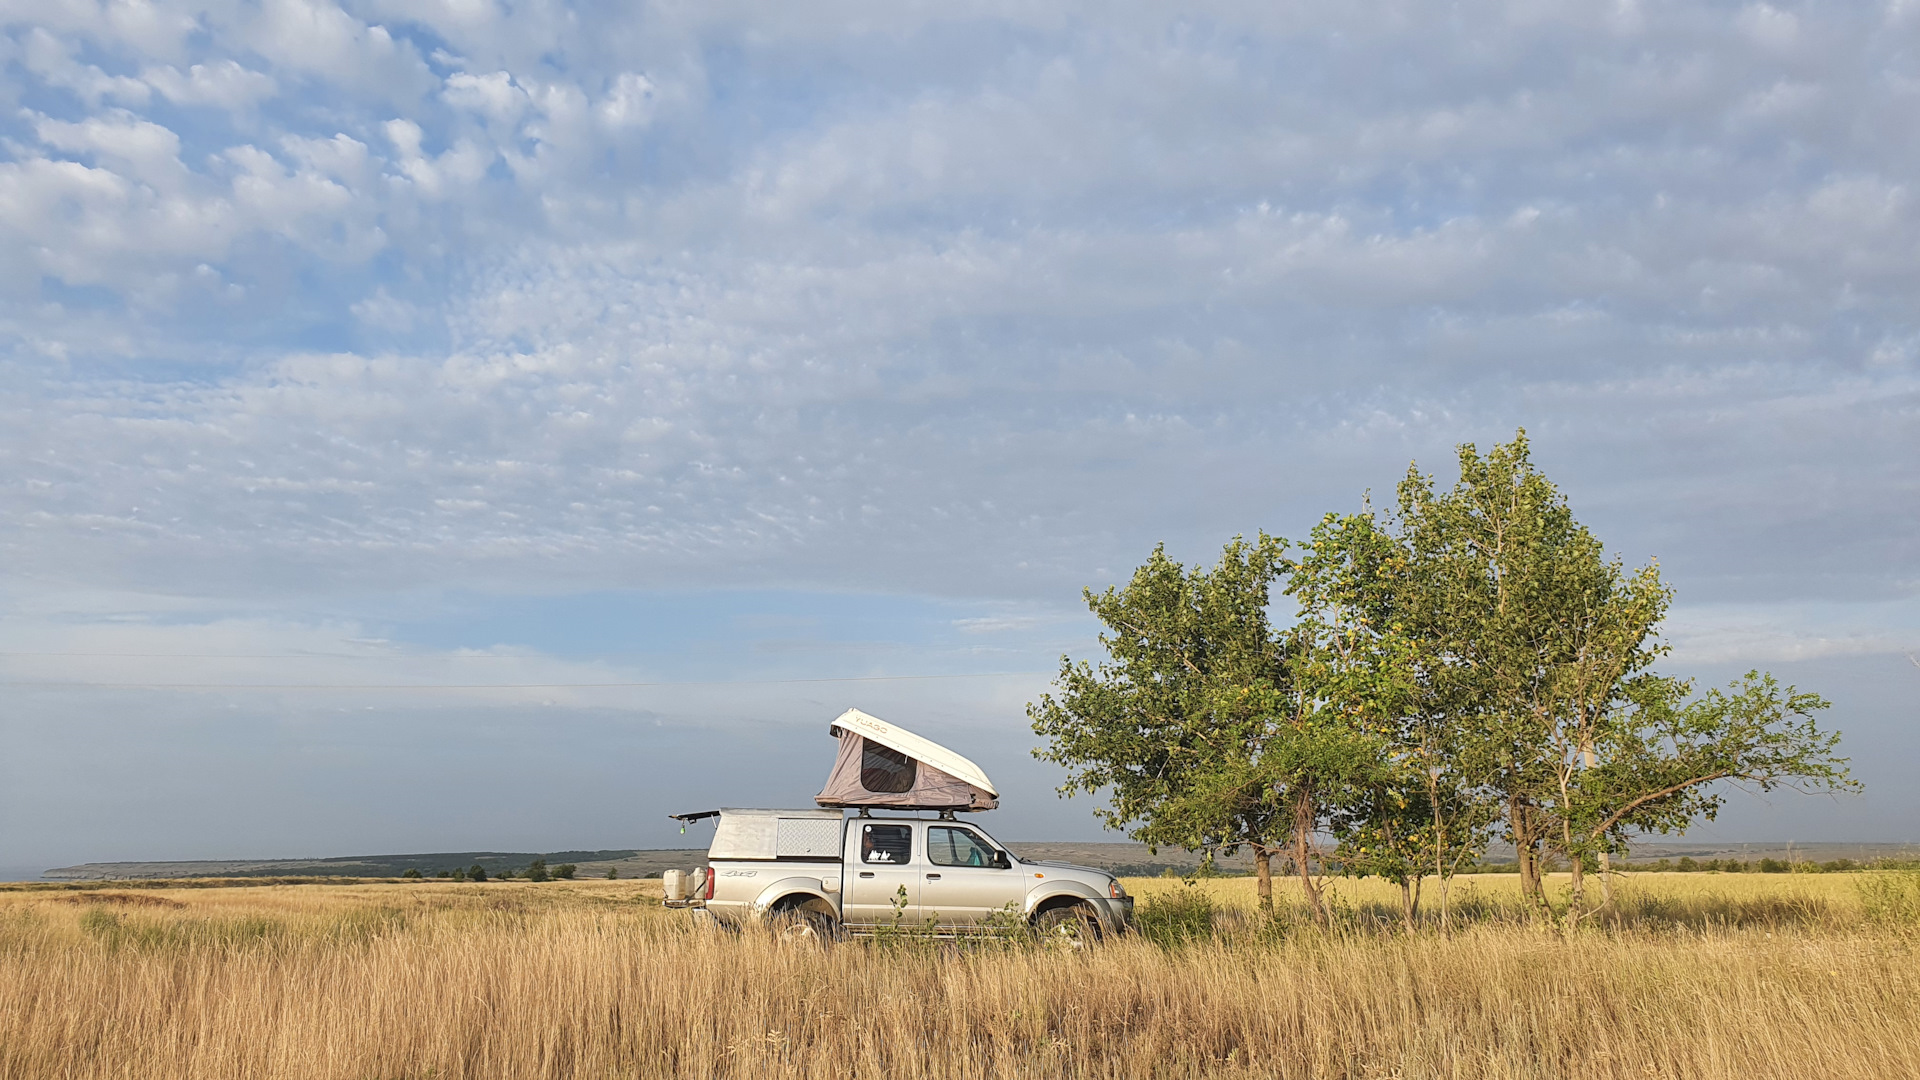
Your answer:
[1032,430,1857,928]
[1029,536,1298,911]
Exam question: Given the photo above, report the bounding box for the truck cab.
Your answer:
[666,808,1132,941]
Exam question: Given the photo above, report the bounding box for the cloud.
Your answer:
[597,73,656,130]
[142,59,277,110]
[1664,602,1920,664]
[3,1,1917,862]
[0,1,1912,653]
[21,27,149,106]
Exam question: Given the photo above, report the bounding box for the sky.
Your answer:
[1,0,1917,874]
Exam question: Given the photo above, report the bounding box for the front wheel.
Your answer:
[1033,905,1100,950]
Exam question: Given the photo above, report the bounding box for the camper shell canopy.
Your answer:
[814,708,999,812]
[704,808,845,862]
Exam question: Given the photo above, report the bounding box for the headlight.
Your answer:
[1108,877,1126,899]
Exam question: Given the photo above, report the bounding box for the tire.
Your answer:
[770,908,839,946]
[1034,904,1100,950]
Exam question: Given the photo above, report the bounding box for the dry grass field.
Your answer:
[2,871,1916,1079]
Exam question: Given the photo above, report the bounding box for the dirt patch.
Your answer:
[53,892,187,909]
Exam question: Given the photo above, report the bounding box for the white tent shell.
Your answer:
[815,708,999,812]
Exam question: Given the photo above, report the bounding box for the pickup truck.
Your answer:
[664,807,1132,943]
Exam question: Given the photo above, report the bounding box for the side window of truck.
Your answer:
[859,823,913,864]
[927,826,997,868]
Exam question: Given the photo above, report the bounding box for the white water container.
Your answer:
[691,866,710,899]
[663,869,688,901]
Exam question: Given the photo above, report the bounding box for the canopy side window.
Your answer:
[860,739,916,793]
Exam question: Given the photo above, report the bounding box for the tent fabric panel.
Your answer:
[828,708,998,797]
[814,727,869,806]
[916,761,999,810]
[814,733,999,810]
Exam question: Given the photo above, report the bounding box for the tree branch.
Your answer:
[1583,770,1731,840]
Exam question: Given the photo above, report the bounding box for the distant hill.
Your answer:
[39,839,1918,882]
[42,849,705,881]
[40,842,1239,882]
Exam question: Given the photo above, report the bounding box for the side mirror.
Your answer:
[993,851,1013,870]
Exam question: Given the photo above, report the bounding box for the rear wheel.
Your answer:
[1034,904,1099,950]
[770,908,839,946]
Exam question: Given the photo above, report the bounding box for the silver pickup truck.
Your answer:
[665,807,1132,943]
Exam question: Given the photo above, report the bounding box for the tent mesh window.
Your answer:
[860,739,916,793]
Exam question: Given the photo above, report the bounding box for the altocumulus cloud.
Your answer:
[0,0,1916,866]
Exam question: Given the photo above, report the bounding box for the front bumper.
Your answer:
[1097,894,1135,933]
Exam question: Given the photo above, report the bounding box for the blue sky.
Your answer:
[2,0,1917,871]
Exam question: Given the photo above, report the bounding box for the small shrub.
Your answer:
[1677,857,1697,872]
[467,865,487,882]
[605,867,619,880]
[554,864,576,880]
[401,869,422,879]
[526,860,550,883]
[975,901,1031,947]
[79,907,122,943]
[1858,870,1920,930]
[1759,858,1788,874]
[1135,886,1216,948]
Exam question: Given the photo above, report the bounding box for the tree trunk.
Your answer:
[1512,798,1535,897]
[1564,802,1585,928]
[1254,847,1273,915]
[1291,789,1327,927]
[1399,878,1418,931]
[1580,737,1614,908]
[1432,766,1451,935]
[1567,849,1585,929]
[1512,799,1551,918]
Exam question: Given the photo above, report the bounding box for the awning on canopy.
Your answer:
[814,708,999,812]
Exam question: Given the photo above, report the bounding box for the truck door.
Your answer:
[842,821,921,926]
[920,824,1027,926]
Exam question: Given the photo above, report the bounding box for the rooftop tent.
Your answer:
[814,708,1000,812]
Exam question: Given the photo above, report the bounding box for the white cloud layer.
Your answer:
[0,0,1909,603]
[1,1,1916,861]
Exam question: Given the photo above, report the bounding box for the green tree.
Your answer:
[1030,536,1298,913]
[1270,512,1415,925]
[1562,671,1851,910]
[554,863,576,880]
[525,859,549,882]
[467,864,487,882]
[1394,432,1668,915]
[1396,431,1853,922]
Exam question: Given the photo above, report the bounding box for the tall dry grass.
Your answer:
[1,875,1916,1079]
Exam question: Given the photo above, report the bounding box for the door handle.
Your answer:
[858,871,875,878]
[925,873,941,880]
